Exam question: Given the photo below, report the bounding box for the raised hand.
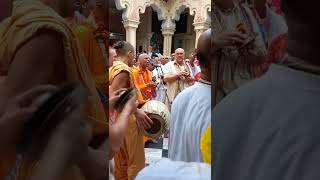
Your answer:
[0,85,57,152]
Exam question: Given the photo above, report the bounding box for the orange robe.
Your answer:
[132,66,156,143]
[0,0,107,179]
[132,66,155,102]
[109,60,145,180]
[71,21,108,114]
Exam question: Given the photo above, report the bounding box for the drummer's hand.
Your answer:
[123,94,138,115]
[135,109,153,129]
[109,88,127,111]
[0,85,57,152]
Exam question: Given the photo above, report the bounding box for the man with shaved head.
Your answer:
[163,48,194,109]
[0,0,108,179]
[168,29,212,162]
[132,54,157,103]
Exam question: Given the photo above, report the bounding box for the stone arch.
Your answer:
[115,0,166,22]
[139,1,166,21]
[172,2,195,21]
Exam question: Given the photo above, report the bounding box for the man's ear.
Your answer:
[127,51,131,58]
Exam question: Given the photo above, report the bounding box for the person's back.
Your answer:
[169,82,211,162]
[213,0,320,179]
[136,158,211,180]
[213,63,320,180]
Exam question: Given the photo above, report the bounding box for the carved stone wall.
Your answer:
[114,0,211,55]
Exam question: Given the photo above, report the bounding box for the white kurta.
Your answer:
[135,158,211,180]
[168,82,211,162]
[163,61,192,107]
[212,3,267,101]
[152,64,167,103]
[213,61,320,180]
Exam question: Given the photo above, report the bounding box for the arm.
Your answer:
[30,140,72,180]
[244,33,267,66]
[109,72,130,95]
[0,30,64,107]
[109,73,137,159]
[164,74,179,84]
[109,106,132,159]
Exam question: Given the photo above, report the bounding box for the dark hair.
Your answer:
[196,51,208,67]
[114,41,135,56]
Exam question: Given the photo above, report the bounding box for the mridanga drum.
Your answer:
[140,100,170,139]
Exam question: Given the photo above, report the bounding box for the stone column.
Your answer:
[146,32,153,52]
[193,22,210,47]
[123,20,140,50]
[162,29,175,57]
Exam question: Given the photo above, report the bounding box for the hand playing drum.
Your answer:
[138,100,170,139]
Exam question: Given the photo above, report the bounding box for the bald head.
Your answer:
[174,48,185,64]
[138,53,150,69]
[197,29,211,68]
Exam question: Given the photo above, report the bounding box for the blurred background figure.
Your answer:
[0,0,108,179]
[109,47,117,67]
[163,48,193,109]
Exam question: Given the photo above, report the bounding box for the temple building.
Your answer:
[109,0,211,56]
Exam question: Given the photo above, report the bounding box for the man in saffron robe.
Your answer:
[132,54,157,102]
[0,0,108,179]
[109,41,153,180]
[68,0,108,113]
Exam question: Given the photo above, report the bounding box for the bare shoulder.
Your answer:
[110,71,130,89]
[15,29,64,62]
[114,71,130,81]
[5,29,65,95]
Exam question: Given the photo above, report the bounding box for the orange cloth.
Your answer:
[131,66,156,143]
[109,60,145,180]
[0,0,107,179]
[71,21,108,113]
[132,65,155,102]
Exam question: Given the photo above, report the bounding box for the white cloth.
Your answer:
[136,158,211,180]
[163,61,191,107]
[266,6,287,43]
[213,62,320,180]
[212,3,267,99]
[109,159,115,180]
[169,82,211,162]
[191,65,201,78]
[152,64,167,103]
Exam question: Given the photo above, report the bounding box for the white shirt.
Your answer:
[136,158,211,180]
[212,3,267,100]
[213,62,320,180]
[164,61,192,107]
[169,82,211,162]
[152,64,167,103]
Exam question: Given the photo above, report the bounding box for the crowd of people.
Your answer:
[108,32,212,179]
[0,0,110,179]
[2,0,316,179]
[213,0,320,180]
[0,0,212,180]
